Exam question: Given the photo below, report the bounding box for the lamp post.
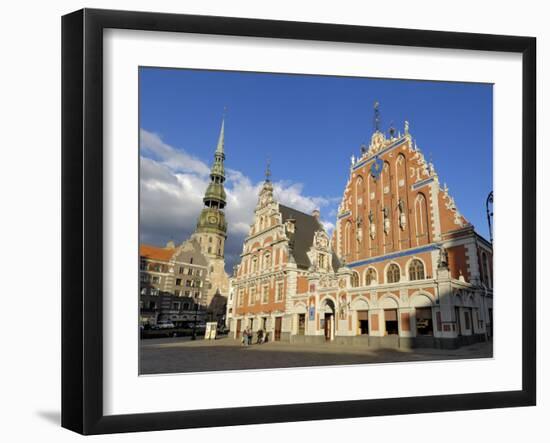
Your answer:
[486,191,494,244]
[191,294,199,341]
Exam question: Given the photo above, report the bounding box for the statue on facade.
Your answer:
[382,206,390,234]
[438,247,449,269]
[398,198,407,230]
[368,209,376,240]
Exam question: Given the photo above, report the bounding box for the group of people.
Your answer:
[241,328,268,346]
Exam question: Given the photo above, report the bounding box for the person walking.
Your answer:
[256,328,264,344]
[242,328,248,346]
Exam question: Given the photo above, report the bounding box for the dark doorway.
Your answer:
[384,309,398,335]
[415,307,433,336]
[236,319,241,338]
[298,313,305,335]
[274,317,282,341]
[357,310,369,335]
[455,307,462,336]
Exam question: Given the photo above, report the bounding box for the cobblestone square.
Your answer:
[140,336,493,374]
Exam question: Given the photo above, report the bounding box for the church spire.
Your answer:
[205,114,226,197]
[200,112,228,212]
[216,111,225,156]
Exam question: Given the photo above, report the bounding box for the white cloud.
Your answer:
[140,130,339,270]
[140,129,210,176]
[320,220,335,235]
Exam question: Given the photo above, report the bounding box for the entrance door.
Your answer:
[298,314,306,335]
[324,314,333,340]
[236,319,242,338]
[415,307,433,336]
[357,310,369,335]
[274,317,282,341]
[384,309,398,335]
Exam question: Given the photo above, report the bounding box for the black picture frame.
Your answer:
[61,8,536,435]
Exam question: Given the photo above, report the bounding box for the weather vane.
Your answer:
[373,101,381,132]
[265,157,271,182]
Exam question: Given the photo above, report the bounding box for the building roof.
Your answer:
[140,244,175,261]
[279,204,323,270]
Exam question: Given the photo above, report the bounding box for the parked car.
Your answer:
[153,320,175,330]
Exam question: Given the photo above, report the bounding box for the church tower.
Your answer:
[192,115,229,303]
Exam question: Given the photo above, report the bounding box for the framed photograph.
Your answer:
[62,8,536,435]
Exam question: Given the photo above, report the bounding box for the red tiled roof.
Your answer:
[140,244,175,261]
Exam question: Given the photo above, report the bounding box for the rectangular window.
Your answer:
[175,278,182,286]
[276,282,284,302]
[188,268,193,275]
[249,288,256,305]
[174,290,180,297]
[179,267,184,274]
[262,285,269,304]
[152,276,160,284]
[238,290,244,307]
[140,261,147,271]
[173,302,180,310]
[185,280,191,287]
[184,290,191,297]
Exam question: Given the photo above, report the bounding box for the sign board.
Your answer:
[308,306,315,321]
[205,322,218,340]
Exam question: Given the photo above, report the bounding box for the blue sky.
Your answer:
[139,67,493,271]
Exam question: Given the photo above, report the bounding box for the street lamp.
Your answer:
[191,294,199,341]
[486,191,494,244]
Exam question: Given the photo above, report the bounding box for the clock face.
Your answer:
[208,215,218,224]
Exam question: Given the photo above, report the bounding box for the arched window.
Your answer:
[355,176,364,215]
[344,221,352,257]
[365,267,377,286]
[414,193,429,245]
[387,263,400,283]
[351,271,360,287]
[409,259,425,281]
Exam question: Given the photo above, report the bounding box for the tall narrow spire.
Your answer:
[200,112,227,211]
[194,111,228,253]
[216,111,225,155]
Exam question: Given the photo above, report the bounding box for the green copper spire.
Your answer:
[216,115,225,155]
[209,116,226,180]
[195,113,228,241]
